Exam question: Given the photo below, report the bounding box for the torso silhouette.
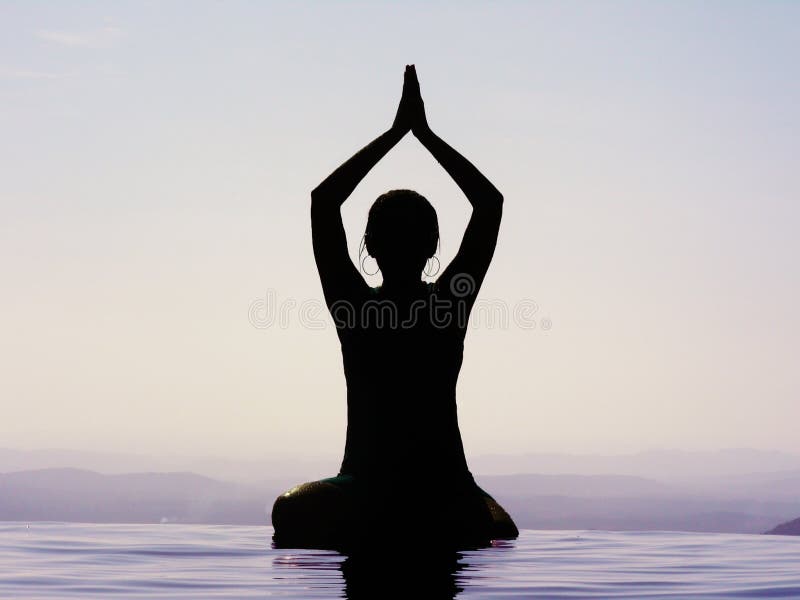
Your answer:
[270,66,520,548]
[336,280,471,488]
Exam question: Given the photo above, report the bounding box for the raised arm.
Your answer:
[406,66,504,306]
[311,68,416,308]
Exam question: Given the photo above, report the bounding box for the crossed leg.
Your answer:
[271,474,518,549]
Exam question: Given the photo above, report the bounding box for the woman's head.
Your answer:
[363,189,439,278]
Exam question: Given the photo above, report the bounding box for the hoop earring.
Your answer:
[359,235,380,276]
[361,254,380,276]
[424,255,440,277]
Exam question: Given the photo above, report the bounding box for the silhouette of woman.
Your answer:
[272,65,518,549]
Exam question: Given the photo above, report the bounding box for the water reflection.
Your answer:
[271,550,345,597]
[340,549,466,599]
[272,544,505,599]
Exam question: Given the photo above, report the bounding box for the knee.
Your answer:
[271,483,307,531]
[483,496,519,539]
[271,480,352,547]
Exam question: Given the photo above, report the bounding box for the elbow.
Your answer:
[310,187,324,212]
[469,191,503,216]
[491,191,504,211]
[310,196,321,220]
[310,184,334,207]
[310,188,336,220]
[310,185,346,217]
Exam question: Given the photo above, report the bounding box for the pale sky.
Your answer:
[1,1,798,461]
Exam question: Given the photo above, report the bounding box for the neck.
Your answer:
[380,272,423,293]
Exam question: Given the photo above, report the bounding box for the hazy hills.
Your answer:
[766,517,800,535]
[0,447,332,487]
[5,446,800,483]
[2,448,800,533]
[0,468,274,525]
[469,448,800,481]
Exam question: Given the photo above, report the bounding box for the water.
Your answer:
[1,523,799,599]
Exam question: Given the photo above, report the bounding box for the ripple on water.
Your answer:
[0,523,799,598]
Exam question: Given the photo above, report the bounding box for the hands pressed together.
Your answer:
[312,61,503,310]
[392,64,431,138]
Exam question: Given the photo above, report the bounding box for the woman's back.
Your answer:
[337,282,471,482]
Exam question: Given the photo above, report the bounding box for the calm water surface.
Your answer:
[0,522,799,598]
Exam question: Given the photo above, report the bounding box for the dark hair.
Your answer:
[363,190,439,266]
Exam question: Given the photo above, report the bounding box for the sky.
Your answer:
[1,1,798,462]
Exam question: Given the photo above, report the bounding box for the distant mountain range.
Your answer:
[2,464,799,534]
[0,447,335,488]
[0,468,275,525]
[469,448,800,482]
[766,517,800,535]
[5,446,800,484]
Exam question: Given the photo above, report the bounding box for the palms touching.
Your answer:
[392,65,429,136]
